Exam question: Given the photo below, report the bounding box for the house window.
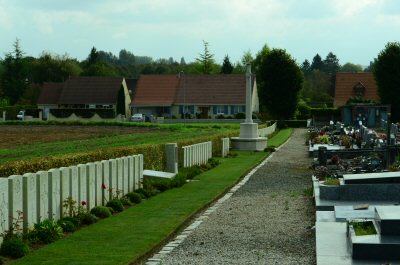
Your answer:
[213,106,217,114]
[224,106,228,114]
[241,106,246,112]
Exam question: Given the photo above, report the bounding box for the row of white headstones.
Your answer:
[0,154,143,243]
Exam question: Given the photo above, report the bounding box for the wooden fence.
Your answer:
[182,142,212,168]
[0,155,143,241]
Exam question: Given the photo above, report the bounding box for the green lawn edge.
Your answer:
[12,129,293,265]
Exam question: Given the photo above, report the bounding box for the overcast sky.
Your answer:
[1,0,399,66]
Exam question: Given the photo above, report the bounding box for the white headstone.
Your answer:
[139,154,144,188]
[36,171,49,221]
[8,175,23,230]
[23,173,37,231]
[48,168,61,220]
[60,167,70,218]
[109,159,117,199]
[122,157,129,195]
[128,156,134,193]
[116,158,123,197]
[95,162,103,206]
[101,160,110,205]
[86,163,96,210]
[78,164,87,207]
[0,178,8,245]
[134,156,140,190]
[69,166,79,206]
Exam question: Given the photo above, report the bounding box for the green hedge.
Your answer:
[309,107,341,117]
[284,120,307,128]
[0,130,239,178]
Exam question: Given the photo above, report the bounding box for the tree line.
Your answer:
[1,39,399,121]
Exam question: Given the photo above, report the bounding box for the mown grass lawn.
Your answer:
[11,128,292,265]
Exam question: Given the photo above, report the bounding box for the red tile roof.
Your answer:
[174,75,247,105]
[37,82,63,105]
[132,75,180,107]
[58,76,124,104]
[334,72,379,107]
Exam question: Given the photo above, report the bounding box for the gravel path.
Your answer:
[159,129,316,265]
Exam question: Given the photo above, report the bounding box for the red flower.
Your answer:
[81,201,87,206]
[101,182,107,190]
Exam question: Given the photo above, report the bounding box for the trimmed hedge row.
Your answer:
[0,130,239,178]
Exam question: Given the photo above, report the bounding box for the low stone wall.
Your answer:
[258,122,277,137]
[48,113,126,122]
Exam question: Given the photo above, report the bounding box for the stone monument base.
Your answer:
[231,137,267,151]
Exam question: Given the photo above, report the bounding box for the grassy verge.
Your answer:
[268,128,294,147]
[12,129,292,265]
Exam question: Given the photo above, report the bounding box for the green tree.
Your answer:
[374,42,400,121]
[340,62,363,72]
[311,54,324,71]
[81,62,118,76]
[301,59,311,75]
[241,50,254,66]
[196,41,215,74]
[87,47,99,65]
[258,48,303,119]
[119,49,135,65]
[0,39,29,105]
[323,52,340,75]
[220,55,233,74]
[300,70,332,105]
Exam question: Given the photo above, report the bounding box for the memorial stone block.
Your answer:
[23,173,37,231]
[8,175,23,230]
[36,171,49,221]
[0,178,8,244]
[86,163,96,210]
[48,168,61,220]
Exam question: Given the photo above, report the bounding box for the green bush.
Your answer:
[119,197,132,206]
[59,216,80,228]
[90,206,112,219]
[29,219,63,244]
[106,199,124,212]
[57,219,77,233]
[79,212,99,225]
[171,173,187,188]
[125,192,142,204]
[0,255,4,265]
[207,158,220,168]
[234,112,246,119]
[149,178,172,192]
[0,238,29,259]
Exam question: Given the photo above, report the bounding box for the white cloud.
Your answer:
[0,3,13,30]
[330,0,384,17]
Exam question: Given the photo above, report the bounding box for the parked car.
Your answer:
[130,113,145,122]
[17,110,25,120]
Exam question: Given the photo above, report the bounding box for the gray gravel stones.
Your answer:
[158,129,316,265]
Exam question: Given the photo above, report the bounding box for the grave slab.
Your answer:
[343,172,400,184]
[375,206,400,235]
[334,206,375,221]
[143,170,176,179]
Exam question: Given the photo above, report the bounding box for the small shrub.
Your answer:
[150,178,172,192]
[185,166,202,179]
[90,206,112,219]
[60,216,80,228]
[0,238,29,259]
[0,255,4,265]
[29,219,63,244]
[107,207,115,214]
[324,178,340,186]
[207,158,220,168]
[79,212,99,225]
[171,173,187,188]
[125,192,142,204]
[234,112,245,119]
[119,197,132,206]
[314,166,332,180]
[106,199,124,212]
[57,219,76,233]
[135,188,149,199]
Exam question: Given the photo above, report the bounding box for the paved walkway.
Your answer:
[154,129,316,265]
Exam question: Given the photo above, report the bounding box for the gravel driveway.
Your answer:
[159,128,316,265]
